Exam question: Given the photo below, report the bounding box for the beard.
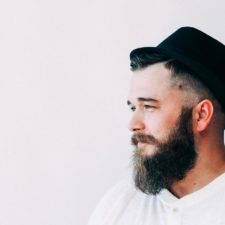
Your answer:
[131,107,197,195]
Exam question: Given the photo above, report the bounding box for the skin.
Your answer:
[127,62,225,198]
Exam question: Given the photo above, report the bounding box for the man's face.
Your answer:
[127,63,197,194]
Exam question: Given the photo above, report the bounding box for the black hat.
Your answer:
[130,27,225,110]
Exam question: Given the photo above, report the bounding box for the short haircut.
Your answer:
[130,51,225,128]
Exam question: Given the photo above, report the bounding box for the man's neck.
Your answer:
[170,146,225,198]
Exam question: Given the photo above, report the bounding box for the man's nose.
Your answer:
[128,113,145,132]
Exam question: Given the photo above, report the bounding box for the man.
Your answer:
[88,27,225,225]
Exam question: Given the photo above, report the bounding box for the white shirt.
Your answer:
[88,173,225,225]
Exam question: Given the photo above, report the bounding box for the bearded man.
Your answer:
[88,27,225,225]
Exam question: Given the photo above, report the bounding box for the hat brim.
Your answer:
[130,46,224,105]
[130,46,210,79]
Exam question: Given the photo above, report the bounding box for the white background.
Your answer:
[0,0,225,224]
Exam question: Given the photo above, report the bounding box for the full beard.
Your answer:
[132,108,197,195]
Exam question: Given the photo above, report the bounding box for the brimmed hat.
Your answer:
[130,27,225,110]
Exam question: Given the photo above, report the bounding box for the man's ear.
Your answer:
[192,99,214,132]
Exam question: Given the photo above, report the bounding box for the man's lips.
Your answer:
[137,142,158,157]
[137,142,149,148]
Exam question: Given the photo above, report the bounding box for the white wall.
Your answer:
[0,0,225,224]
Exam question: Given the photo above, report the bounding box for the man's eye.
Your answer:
[144,105,155,110]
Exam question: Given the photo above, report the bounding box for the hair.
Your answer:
[130,51,225,128]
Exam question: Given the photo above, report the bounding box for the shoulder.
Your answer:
[87,179,142,225]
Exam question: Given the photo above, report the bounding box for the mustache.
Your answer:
[131,133,159,146]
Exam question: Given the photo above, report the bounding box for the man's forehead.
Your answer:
[129,63,172,97]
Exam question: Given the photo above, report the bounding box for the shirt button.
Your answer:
[172,207,178,212]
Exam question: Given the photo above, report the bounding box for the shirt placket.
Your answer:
[166,205,182,225]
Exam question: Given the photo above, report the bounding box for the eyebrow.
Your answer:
[137,97,158,102]
[127,97,158,105]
